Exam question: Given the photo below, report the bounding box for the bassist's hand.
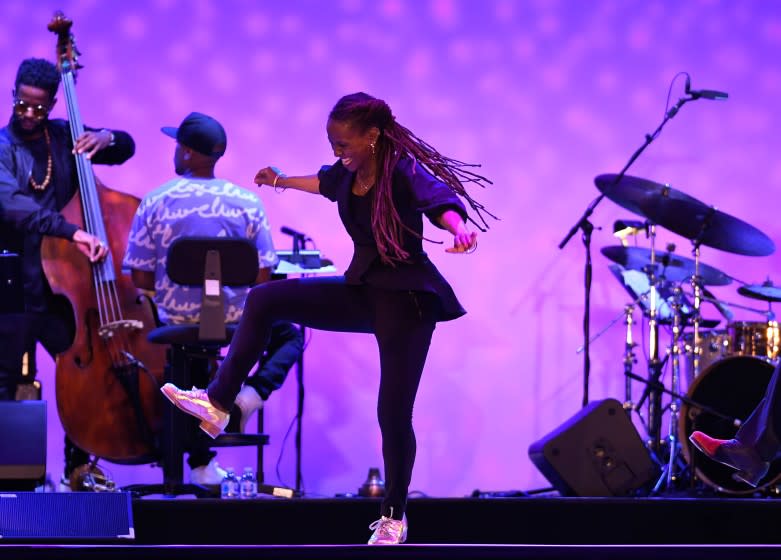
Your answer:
[73,129,114,159]
[72,229,109,263]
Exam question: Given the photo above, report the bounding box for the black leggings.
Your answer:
[208,276,437,518]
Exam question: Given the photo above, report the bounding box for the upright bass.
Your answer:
[41,12,166,463]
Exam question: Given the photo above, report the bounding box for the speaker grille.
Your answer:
[0,492,134,540]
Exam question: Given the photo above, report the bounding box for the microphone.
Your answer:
[280,226,309,240]
[685,75,728,100]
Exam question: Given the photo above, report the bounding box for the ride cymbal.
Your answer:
[595,173,775,256]
[601,245,732,286]
[641,198,775,257]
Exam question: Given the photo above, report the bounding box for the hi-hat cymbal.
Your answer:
[601,245,733,286]
[737,283,781,302]
[595,173,775,257]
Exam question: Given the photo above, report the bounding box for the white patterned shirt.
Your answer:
[122,177,278,324]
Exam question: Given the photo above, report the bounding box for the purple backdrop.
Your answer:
[2,0,780,495]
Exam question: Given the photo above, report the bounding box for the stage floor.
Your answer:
[3,493,781,559]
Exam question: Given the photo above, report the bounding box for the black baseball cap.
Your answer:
[161,112,227,158]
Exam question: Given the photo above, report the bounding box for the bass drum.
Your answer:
[678,356,780,494]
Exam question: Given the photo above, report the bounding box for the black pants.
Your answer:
[208,276,437,519]
[244,321,304,401]
[736,360,781,461]
[0,309,90,477]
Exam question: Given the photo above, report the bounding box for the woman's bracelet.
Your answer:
[272,168,287,191]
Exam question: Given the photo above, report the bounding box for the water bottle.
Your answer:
[240,467,257,499]
[220,467,239,499]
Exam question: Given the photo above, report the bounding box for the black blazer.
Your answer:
[318,156,467,322]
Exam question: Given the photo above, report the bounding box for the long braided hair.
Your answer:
[329,92,494,265]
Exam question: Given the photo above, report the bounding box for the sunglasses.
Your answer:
[13,98,50,120]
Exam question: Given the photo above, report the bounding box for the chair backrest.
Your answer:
[166,237,259,341]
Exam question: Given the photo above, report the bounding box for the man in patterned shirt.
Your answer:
[123,112,302,486]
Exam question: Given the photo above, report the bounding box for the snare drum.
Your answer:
[682,330,731,384]
[728,321,780,362]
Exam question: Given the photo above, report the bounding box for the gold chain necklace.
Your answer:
[29,127,53,192]
[356,175,374,193]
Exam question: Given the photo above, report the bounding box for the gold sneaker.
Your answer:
[160,383,229,439]
[368,510,407,545]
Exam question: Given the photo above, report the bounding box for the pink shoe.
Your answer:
[160,383,229,439]
[368,510,408,545]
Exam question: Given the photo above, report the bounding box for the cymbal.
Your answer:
[595,173,706,220]
[641,198,775,257]
[737,283,781,302]
[595,173,775,256]
[601,245,733,286]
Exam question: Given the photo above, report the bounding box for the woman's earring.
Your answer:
[370,141,376,155]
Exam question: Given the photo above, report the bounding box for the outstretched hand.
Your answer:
[254,166,284,187]
[445,231,478,254]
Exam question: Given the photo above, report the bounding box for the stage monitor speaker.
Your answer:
[0,492,134,540]
[528,398,658,497]
[0,400,46,490]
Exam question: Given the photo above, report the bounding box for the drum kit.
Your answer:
[595,173,780,495]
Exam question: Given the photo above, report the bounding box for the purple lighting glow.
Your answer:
[1,0,779,497]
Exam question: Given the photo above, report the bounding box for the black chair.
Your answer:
[126,237,268,498]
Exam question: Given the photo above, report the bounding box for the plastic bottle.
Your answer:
[220,467,239,499]
[240,467,257,499]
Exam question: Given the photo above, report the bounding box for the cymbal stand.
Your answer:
[622,303,638,414]
[652,284,685,493]
[690,244,704,380]
[636,224,665,454]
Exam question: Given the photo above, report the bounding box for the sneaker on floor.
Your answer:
[368,511,408,545]
[190,459,227,486]
[161,383,229,438]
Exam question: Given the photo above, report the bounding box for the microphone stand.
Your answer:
[558,94,696,408]
[290,234,305,264]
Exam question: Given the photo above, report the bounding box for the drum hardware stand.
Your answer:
[623,303,638,414]
[652,286,686,493]
[639,224,665,453]
[573,294,644,416]
[689,246,705,381]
